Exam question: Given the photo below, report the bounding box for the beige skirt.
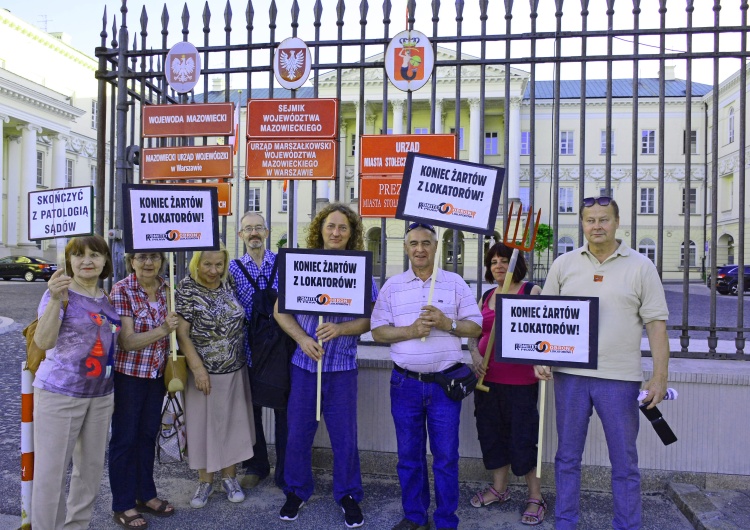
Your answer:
[184,367,255,473]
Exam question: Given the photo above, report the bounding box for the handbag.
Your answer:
[164,352,188,392]
[433,364,478,401]
[157,393,188,463]
[22,300,68,375]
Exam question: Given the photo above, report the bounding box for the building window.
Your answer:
[683,187,698,214]
[559,131,574,155]
[247,187,261,212]
[350,134,356,157]
[599,187,613,199]
[281,189,288,212]
[484,132,499,155]
[729,107,735,144]
[379,128,394,135]
[414,127,428,134]
[719,177,732,212]
[450,127,465,150]
[519,187,530,213]
[90,165,97,197]
[600,130,615,155]
[520,131,530,155]
[640,188,655,214]
[641,130,656,154]
[558,236,575,255]
[349,187,355,201]
[681,240,697,267]
[65,159,74,187]
[683,130,698,155]
[91,100,98,129]
[36,151,44,186]
[558,187,574,213]
[639,238,656,263]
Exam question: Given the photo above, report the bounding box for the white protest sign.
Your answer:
[28,186,94,240]
[277,248,373,318]
[396,153,504,235]
[122,184,220,253]
[497,295,599,369]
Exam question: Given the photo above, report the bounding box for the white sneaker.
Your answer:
[190,481,214,508]
[222,477,245,503]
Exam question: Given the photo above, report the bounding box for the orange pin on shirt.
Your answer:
[594,275,604,282]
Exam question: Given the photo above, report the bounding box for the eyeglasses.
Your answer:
[406,222,436,234]
[240,225,266,234]
[581,196,613,208]
[133,254,162,263]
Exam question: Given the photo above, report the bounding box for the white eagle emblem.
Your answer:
[171,54,196,83]
[280,50,304,80]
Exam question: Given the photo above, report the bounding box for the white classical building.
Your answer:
[0,8,101,259]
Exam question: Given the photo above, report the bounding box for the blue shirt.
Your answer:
[292,278,379,373]
[229,249,279,365]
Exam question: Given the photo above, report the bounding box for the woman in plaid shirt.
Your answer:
[108,252,179,528]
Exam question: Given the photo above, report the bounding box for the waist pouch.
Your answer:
[433,364,477,401]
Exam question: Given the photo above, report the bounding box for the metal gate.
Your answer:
[96,0,749,358]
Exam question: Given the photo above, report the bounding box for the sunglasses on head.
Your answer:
[406,222,436,234]
[582,196,613,208]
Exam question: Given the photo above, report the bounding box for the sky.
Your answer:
[3,0,746,87]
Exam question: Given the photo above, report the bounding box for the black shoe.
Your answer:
[340,495,364,528]
[391,518,429,530]
[279,492,305,521]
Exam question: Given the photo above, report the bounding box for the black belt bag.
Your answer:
[395,363,477,401]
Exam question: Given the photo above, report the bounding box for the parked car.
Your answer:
[0,256,57,282]
[707,265,737,288]
[715,265,750,295]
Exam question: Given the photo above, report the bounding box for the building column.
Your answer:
[469,98,481,163]
[7,135,22,248]
[434,99,443,133]
[19,125,43,246]
[0,114,8,246]
[391,99,405,134]
[507,97,522,202]
[51,134,68,190]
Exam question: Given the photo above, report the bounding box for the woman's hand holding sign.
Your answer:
[47,268,71,302]
[533,365,553,381]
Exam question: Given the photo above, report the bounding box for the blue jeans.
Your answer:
[390,369,462,529]
[109,372,165,512]
[554,372,641,530]
[243,404,287,489]
[284,365,362,504]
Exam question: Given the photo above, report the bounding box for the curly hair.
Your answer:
[306,203,364,251]
[484,242,528,284]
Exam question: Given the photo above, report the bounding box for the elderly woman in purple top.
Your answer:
[274,203,379,529]
[31,235,121,530]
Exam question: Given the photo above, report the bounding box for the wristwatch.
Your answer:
[450,319,457,333]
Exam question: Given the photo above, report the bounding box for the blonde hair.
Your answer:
[188,246,230,286]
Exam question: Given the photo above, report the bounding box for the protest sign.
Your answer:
[496,295,599,369]
[122,184,220,253]
[28,186,94,240]
[277,248,373,318]
[395,152,504,236]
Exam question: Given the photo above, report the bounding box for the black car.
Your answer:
[715,265,750,295]
[0,256,57,282]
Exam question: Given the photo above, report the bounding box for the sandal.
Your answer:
[136,498,175,517]
[521,498,547,526]
[470,485,511,507]
[113,511,149,529]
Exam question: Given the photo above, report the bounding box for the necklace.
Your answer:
[73,277,100,298]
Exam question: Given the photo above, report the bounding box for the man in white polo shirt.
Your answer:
[535,196,670,530]
[371,223,482,530]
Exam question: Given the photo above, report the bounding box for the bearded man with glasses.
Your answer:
[535,196,670,530]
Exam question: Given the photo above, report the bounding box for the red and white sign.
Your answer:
[155,182,233,216]
[246,139,337,180]
[360,176,402,218]
[359,134,456,176]
[246,99,338,139]
[142,103,234,138]
[274,37,312,90]
[385,30,435,92]
[141,145,233,180]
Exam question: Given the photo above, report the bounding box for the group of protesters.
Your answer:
[29,195,670,530]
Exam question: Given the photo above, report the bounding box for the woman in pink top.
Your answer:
[468,243,546,526]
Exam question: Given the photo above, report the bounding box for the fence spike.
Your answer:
[161,5,169,37]
[659,0,668,15]
[432,0,441,20]
[140,6,148,35]
[270,0,278,26]
[314,0,323,24]
[203,2,211,30]
[554,0,564,16]
[246,0,254,27]
[455,0,464,21]
[686,0,695,12]
[111,16,118,48]
[337,0,346,24]
[383,0,392,22]
[101,6,108,45]
[529,0,539,16]
[504,0,513,16]
[360,0,369,22]
[292,0,300,26]
[605,0,614,14]
[182,3,190,37]
[225,1,233,29]
[407,0,416,24]
[632,0,641,14]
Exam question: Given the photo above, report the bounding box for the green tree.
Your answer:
[533,223,554,258]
